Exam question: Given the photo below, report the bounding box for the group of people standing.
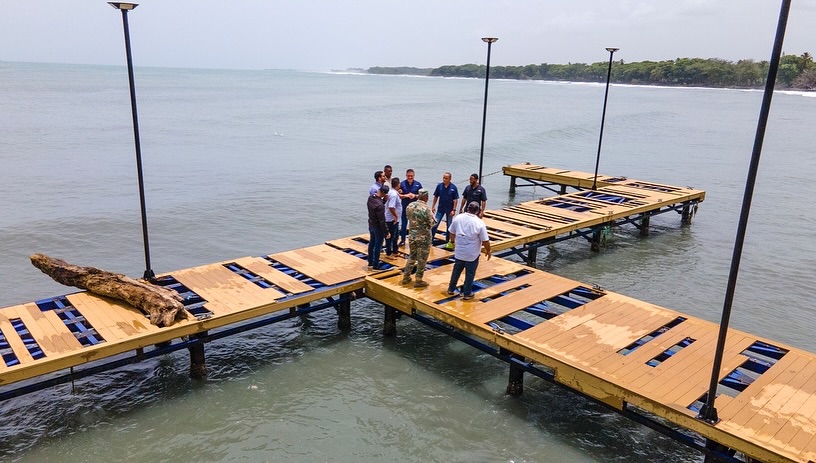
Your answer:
[366,166,491,300]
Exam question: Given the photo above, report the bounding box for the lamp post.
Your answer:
[591,47,619,190]
[698,0,791,425]
[109,2,155,281]
[478,37,498,183]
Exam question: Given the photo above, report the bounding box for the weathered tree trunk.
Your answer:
[30,253,188,327]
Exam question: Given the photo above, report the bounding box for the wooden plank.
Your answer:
[6,303,82,356]
[787,393,816,463]
[0,310,36,366]
[67,292,158,341]
[603,320,711,385]
[757,356,816,452]
[571,309,684,371]
[468,276,583,325]
[270,244,368,286]
[231,256,314,295]
[173,262,286,314]
[652,336,754,407]
[716,354,816,455]
[532,301,648,364]
[718,353,811,423]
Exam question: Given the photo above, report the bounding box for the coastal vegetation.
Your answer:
[368,52,816,90]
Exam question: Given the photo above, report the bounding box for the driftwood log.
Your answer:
[30,253,188,327]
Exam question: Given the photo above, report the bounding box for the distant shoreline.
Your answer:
[366,56,816,91]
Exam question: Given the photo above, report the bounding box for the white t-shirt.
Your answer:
[449,213,489,261]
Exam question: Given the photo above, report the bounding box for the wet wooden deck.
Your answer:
[2,168,813,462]
[366,258,816,463]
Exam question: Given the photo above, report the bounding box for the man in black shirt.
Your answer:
[459,173,487,218]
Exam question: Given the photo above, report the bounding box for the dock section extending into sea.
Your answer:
[1,167,813,463]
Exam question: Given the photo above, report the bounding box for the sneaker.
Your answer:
[413,280,429,288]
[446,290,456,296]
[398,241,405,247]
[462,294,475,301]
[443,242,455,250]
[367,265,374,271]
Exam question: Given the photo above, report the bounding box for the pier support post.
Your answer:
[502,348,524,396]
[188,331,207,380]
[559,184,567,195]
[639,213,650,237]
[384,305,397,337]
[703,439,736,463]
[591,227,603,252]
[681,202,693,225]
[525,245,538,268]
[337,293,351,331]
[509,176,517,195]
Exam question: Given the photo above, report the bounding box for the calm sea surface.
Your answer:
[1,61,815,462]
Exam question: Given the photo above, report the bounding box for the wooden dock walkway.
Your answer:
[366,257,816,463]
[2,168,813,463]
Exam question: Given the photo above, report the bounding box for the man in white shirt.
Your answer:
[446,201,492,300]
[384,177,401,258]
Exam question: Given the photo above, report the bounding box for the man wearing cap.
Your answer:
[401,188,433,288]
[446,201,491,300]
[398,168,423,247]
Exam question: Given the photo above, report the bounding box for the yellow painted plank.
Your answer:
[2,304,80,356]
[468,276,582,325]
[565,309,683,371]
[652,336,754,407]
[231,256,314,295]
[603,320,711,384]
[67,293,158,341]
[716,354,816,455]
[0,312,36,365]
[270,244,368,286]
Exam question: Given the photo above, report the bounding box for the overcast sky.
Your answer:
[0,1,813,71]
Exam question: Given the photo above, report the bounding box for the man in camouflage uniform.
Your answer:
[401,189,433,288]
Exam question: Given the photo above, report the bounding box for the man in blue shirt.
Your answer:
[398,168,422,247]
[430,172,459,245]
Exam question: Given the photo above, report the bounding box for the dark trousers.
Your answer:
[368,226,384,268]
[385,221,399,255]
[447,257,479,296]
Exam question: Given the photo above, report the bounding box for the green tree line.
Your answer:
[368,53,816,90]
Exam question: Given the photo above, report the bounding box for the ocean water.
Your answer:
[1,61,815,462]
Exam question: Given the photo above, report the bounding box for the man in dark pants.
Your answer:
[446,201,491,300]
[367,185,390,270]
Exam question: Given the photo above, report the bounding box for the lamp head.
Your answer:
[108,2,138,10]
[605,47,620,53]
[481,37,499,44]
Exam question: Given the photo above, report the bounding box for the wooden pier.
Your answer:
[2,167,814,463]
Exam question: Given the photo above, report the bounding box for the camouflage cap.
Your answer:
[417,188,429,198]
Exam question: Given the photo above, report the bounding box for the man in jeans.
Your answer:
[446,201,491,300]
[367,185,390,270]
[430,172,459,246]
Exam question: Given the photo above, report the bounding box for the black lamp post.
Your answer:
[591,47,619,190]
[698,0,791,425]
[478,37,498,183]
[109,2,155,281]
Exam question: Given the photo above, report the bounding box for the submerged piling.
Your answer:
[188,331,208,379]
